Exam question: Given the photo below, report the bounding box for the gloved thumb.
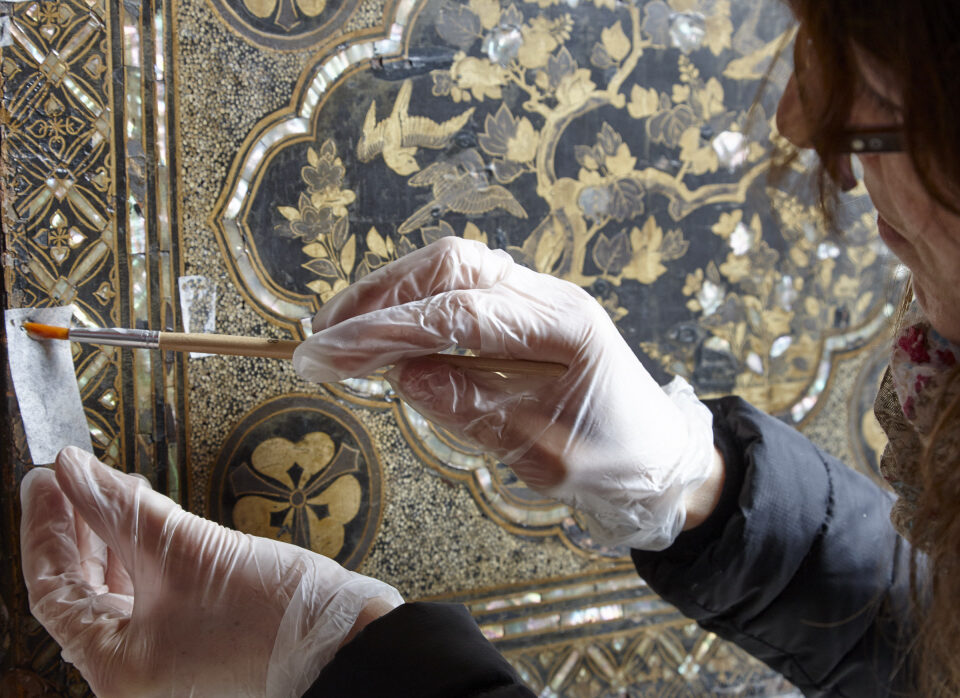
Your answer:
[54,446,178,578]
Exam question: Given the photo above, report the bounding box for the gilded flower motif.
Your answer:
[290,205,335,242]
[478,103,539,165]
[230,432,362,557]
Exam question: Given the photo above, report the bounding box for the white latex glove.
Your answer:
[19,446,402,698]
[294,237,716,550]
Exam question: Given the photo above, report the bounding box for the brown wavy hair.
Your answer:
[786,1,960,695]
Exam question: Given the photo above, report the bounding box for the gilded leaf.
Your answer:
[518,27,558,71]
[608,177,644,221]
[332,216,348,249]
[304,257,339,280]
[718,251,752,283]
[506,117,538,162]
[596,122,622,155]
[622,217,667,284]
[534,220,566,273]
[478,103,516,158]
[645,102,697,147]
[660,228,689,261]
[320,139,337,160]
[590,44,615,70]
[469,0,500,29]
[704,9,733,56]
[706,260,722,284]
[436,3,482,49]
[593,231,631,275]
[355,260,372,280]
[452,55,506,100]
[397,237,418,258]
[682,268,703,296]
[574,145,600,171]
[307,147,319,168]
[307,279,333,297]
[279,206,301,221]
[712,209,742,238]
[302,243,328,258]
[341,235,356,275]
[605,143,637,177]
[366,226,389,258]
[601,21,630,62]
[627,85,659,119]
[557,68,595,107]
[679,126,718,175]
[546,47,577,87]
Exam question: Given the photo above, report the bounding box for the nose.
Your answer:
[775,74,813,149]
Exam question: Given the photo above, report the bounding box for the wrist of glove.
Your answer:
[543,376,714,551]
[19,447,402,698]
[269,558,403,697]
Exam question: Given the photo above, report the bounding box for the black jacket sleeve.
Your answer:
[305,602,535,697]
[632,396,917,697]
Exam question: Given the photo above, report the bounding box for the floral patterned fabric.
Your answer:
[874,305,960,547]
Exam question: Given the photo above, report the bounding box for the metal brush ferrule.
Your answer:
[69,327,160,349]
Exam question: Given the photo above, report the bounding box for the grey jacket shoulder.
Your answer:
[632,396,917,697]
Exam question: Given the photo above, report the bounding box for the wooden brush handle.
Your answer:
[158,332,301,359]
[428,354,566,377]
[158,332,567,376]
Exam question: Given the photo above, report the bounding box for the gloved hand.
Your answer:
[293,237,718,550]
[19,446,402,698]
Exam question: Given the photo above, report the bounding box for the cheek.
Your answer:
[859,154,928,229]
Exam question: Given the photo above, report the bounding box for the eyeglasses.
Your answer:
[839,128,903,154]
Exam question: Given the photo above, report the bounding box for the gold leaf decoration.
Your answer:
[601,21,631,63]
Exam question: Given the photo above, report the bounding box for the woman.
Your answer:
[19,1,960,696]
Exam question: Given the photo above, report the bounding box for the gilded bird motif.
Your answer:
[357,79,475,176]
[398,148,527,234]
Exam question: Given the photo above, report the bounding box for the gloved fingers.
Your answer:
[105,545,135,597]
[295,282,584,383]
[386,358,567,487]
[54,446,179,579]
[21,468,89,606]
[73,507,109,593]
[102,474,144,596]
[310,237,514,332]
[20,468,133,648]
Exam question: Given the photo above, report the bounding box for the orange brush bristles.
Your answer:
[22,322,70,340]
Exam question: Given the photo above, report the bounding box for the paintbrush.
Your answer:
[21,322,568,377]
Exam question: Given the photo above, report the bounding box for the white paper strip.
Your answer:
[5,306,93,465]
